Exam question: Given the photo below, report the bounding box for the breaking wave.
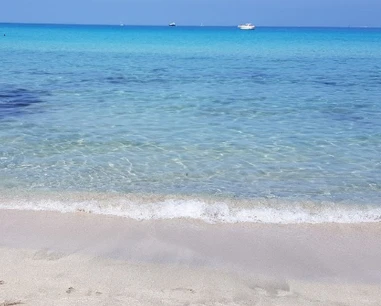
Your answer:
[0,191,380,224]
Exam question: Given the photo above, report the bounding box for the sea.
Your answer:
[1,23,381,223]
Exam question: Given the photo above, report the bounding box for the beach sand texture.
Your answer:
[1,210,381,305]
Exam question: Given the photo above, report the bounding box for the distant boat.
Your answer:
[238,23,256,30]
[169,22,176,27]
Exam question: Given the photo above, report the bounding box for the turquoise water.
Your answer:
[1,24,381,222]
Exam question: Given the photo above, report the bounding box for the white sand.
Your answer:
[1,210,381,305]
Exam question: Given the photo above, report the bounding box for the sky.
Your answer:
[0,0,380,27]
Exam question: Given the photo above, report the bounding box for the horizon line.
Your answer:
[0,21,380,29]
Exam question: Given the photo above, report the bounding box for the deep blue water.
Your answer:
[1,24,381,217]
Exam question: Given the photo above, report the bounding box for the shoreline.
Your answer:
[1,209,381,305]
[1,189,381,224]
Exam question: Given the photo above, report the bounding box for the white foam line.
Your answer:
[1,198,381,224]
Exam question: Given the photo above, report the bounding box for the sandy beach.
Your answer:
[1,209,381,305]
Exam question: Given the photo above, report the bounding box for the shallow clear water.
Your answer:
[1,24,381,222]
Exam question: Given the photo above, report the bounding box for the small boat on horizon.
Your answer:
[169,22,176,27]
[238,23,256,30]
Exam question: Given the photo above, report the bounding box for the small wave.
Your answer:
[0,191,380,224]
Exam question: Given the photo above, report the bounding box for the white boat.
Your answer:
[169,22,176,27]
[238,23,255,30]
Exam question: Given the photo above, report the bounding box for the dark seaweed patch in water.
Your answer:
[312,76,357,88]
[181,56,210,61]
[320,81,337,86]
[151,68,168,74]
[106,75,128,84]
[0,87,45,118]
[320,105,370,123]
[105,75,167,85]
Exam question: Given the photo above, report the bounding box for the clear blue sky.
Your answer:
[1,0,380,27]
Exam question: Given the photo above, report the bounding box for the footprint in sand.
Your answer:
[33,249,65,261]
[0,301,23,306]
[170,288,196,294]
[86,290,103,296]
[66,287,75,294]
[249,279,293,297]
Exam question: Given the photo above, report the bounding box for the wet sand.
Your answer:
[1,209,381,305]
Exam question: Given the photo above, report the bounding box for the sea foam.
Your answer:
[1,191,380,224]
